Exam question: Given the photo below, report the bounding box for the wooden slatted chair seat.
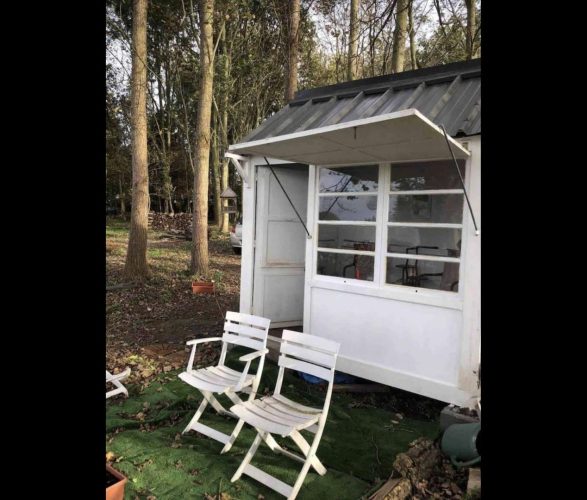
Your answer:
[232,396,321,437]
[230,330,341,500]
[178,311,271,452]
[179,366,255,394]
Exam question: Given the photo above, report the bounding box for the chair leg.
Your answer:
[183,390,227,435]
[220,418,245,454]
[290,430,327,476]
[231,429,326,500]
[231,432,263,482]
[182,396,209,434]
[220,391,247,454]
[288,456,314,500]
[202,390,228,414]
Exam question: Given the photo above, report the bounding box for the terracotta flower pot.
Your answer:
[192,280,215,294]
[106,464,127,500]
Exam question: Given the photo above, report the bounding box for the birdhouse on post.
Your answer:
[220,186,238,214]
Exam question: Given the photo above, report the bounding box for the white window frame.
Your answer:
[312,161,468,300]
[381,161,466,293]
[314,164,381,285]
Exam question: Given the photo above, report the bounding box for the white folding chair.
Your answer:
[106,368,131,399]
[230,330,340,500]
[179,311,271,452]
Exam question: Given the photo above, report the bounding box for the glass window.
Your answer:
[314,162,466,292]
[388,194,464,223]
[318,252,375,281]
[385,161,465,293]
[386,257,459,292]
[387,227,462,257]
[317,165,379,282]
[319,165,378,193]
[390,160,466,191]
[319,196,378,221]
[318,225,376,251]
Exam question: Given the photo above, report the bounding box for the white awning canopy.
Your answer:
[228,108,470,165]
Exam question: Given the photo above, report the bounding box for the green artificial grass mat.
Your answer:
[107,347,440,499]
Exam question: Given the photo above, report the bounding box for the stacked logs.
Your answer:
[148,212,216,241]
[148,212,193,232]
[370,438,467,500]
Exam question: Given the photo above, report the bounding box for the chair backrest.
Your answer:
[219,311,271,364]
[276,330,340,395]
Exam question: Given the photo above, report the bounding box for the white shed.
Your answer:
[227,59,481,407]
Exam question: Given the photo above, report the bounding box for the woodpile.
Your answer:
[148,212,217,241]
[370,438,468,500]
[149,212,192,232]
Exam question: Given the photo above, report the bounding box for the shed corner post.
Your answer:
[457,136,481,399]
[239,157,257,316]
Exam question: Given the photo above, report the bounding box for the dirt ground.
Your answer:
[106,218,240,383]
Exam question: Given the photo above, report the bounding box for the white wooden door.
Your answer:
[253,164,309,327]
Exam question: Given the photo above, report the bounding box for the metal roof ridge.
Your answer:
[293,59,480,101]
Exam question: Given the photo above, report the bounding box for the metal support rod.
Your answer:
[263,157,312,239]
[440,125,479,236]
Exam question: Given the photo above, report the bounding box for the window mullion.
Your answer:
[375,163,390,287]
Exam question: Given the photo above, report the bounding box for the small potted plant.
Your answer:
[191,275,215,294]
[106,463,127,500]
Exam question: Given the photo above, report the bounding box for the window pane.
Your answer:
[319,166,378,193]
[386,257,459,292]
[388,194,463,223]
[318,224,376,250]
[320,195,378,221]
[390,160,466,191]
[387,227,461,257]
[317,252,374,281]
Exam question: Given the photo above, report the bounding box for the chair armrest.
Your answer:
[185,337,223,371]
[234,349,269,392]
[239,348,269,362]
[106,367,131,383]
[186,337,223,346]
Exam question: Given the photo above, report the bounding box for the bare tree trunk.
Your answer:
[391,0,409,73]
[220,19,230,233]
[347,0,360,81]
[119,174,126,219]
[191,0,215,277]
[464,0,478,59]
[220,153,229,231]
[162,158,173,214]
[211,121,222,229]
[124,0,150,280]
[284,0,300,101]
[408,0,417,70]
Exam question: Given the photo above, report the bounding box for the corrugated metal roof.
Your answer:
[240,59,480,144]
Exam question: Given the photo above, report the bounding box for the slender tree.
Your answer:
[347,0,360,80]
[390,0,409,73]
[285,0,301,101]
[408,0,417,70]
[124,0,150,280]
[191,0,215,276]
[464,0,479,59]
[219,11,231,233]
